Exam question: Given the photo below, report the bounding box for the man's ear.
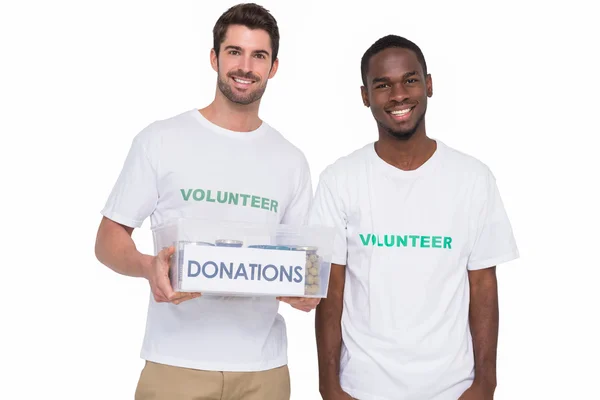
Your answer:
[268,58,279,79]
[210,48,218,73]
[361,86,370,107]
[426,74,433,97]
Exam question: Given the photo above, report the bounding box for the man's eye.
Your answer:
[229,50,240,55]
[376,84,390,89]
[254,54,265,59]
[406,79,418,84]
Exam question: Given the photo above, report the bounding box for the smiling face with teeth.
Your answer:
[361,47,433,141]
[211,24,278,106]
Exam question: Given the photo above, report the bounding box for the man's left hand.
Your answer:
[277,297,320,312]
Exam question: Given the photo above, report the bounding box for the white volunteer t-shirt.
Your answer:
[309,140,519,400]
[101,109,312,372]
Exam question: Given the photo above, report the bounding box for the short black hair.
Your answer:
[361,35,428,86]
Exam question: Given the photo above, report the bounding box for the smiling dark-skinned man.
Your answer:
[309,35,519,400]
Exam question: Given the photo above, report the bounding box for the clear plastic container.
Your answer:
[152,218,336,298]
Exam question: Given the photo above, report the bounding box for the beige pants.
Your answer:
[134,361,291,400]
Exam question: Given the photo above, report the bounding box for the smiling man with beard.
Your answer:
[310,35,519,400]
[95,3,319,400]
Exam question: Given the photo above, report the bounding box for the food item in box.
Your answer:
[305,284,320,295]
[215,239,243,247]
[177,240,214,260]
[248,245,292,250]
[289,245,321,296]
[306,274,320,285]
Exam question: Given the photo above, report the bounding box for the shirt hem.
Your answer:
[100,209,143,228]
[332,258,347,266]
[140,350,288,372]
[342,385,389,400]
[467,251,519,270]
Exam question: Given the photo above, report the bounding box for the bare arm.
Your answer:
[467,267,499,395]
[94,216,151,278]
[94,216,196,304]
[316,264,351,399]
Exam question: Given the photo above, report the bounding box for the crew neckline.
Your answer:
[368,139,444,178]
[190,109,269,140]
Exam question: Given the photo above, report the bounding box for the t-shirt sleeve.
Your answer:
[280,155,313,226]
[100,128,159,228]
[467,166,519,270]
[308,167,348,266]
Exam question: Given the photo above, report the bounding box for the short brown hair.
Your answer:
[213,3,280,64]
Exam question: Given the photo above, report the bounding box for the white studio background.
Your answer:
[1,0,598,399]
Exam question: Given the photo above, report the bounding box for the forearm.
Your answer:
[94,217,151,278]
[468,267,499,389]
[316,265,346,393]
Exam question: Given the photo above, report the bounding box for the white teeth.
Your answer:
[391,108,412,116]
[233,78,252,84]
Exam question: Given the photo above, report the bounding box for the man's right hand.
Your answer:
[320,387,355,400]
[144,245,201,305]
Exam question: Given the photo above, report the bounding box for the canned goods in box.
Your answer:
[178,240,214,259]
[215,239,244,248]
[290,245,320,295]
[248,245,292,250]
[177,240,214,255]
[183,241,215,246]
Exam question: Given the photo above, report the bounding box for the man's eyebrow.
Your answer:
[372,76,390,84]
[372,71,419,84]
[223,45,270,57]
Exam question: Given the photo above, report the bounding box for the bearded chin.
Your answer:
[217,77,267,105]
[382,108,426,141]
[388,127,418,141]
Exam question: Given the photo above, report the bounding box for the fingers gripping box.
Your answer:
[151,218,336,298]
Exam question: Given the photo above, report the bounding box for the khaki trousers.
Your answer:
[134,361,290,400]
